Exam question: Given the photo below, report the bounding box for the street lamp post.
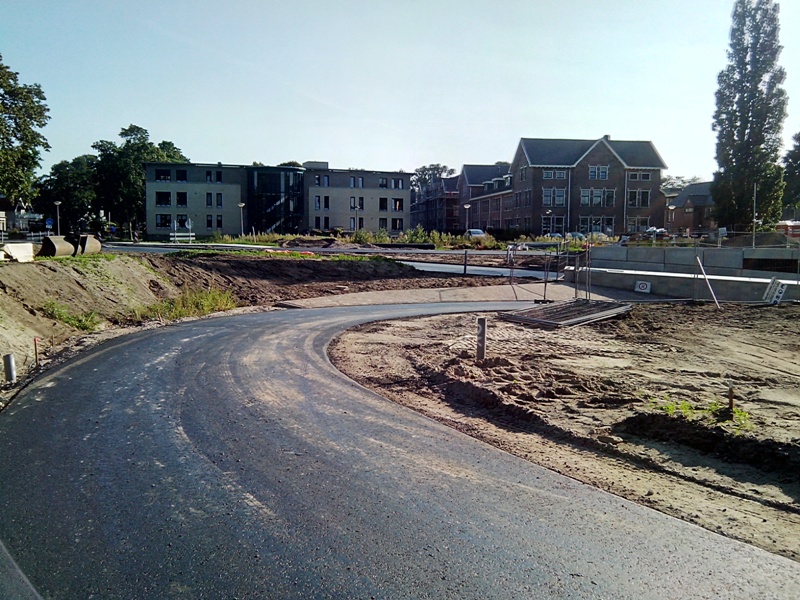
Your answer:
[237,203,245,238]
[53,201,61,236]
[463,203,471,230]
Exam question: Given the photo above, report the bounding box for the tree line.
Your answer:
[3,1,800,235]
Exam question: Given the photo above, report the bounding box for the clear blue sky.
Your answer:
[3,0,800,180]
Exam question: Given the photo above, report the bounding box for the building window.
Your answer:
[155,168,171,181]
[580,189,590,206]
[589,165,608,180]
[216,215,223,229]
[206,192,213,207]
[543,188,553,206]
[379,218,387,229]
[555,171,566,179]
[176,192,188,207]
[314,175,321,186]
[350,217,356,230]
[176,214,188,228]
[392,198,404,211]
[155,191,171,206]
[592,189,603,206]
[555,188,566,206]
[314,216,321,229]
[358,176,364,188]
[216,171,222,183]
[323,216,330,229]
[542,215,565,235]
[324,196,330,210]
[629,172,639,180]
[206,215,213,229]
[379,177,388,189]
[349,176,355,188]
[627,189,651,208]
[641,172,651,181]
[314,195,321,210]
[604,189,616,206]
[379,198,388,211]
[391,178,404,189]
[543,170,553,179]
[627,216,649,232]
[206,170,212,183]
[322,175,329,187]
[520,166,527,181]
[581,216,614,234]
[391,218,404,230]
[216,193,223,208]
[350,196,356,210]
[155,214,172,228]
[176,169,187,182]
[629,172,651,181]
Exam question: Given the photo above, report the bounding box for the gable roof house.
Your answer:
[508,135,668,236]
[456,163,511,230]
[670,181,716,235]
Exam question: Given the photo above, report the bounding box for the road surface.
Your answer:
[1,303,798,599]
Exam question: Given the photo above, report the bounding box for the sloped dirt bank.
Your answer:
[329,303,800,561]
[0,251,505,403]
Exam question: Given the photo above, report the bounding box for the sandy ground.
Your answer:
[329,302,800,561]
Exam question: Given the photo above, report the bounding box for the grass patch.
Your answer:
[36,253,117,264]
[131,289,239,322]
[41,301,101,332]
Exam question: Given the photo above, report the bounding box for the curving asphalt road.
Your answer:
[1,303,799,599]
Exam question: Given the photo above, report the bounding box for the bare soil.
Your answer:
[329,303,800,561]
[2,247,799,561]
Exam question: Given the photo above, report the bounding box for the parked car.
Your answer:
[465,229,486,238]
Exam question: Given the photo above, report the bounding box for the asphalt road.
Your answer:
[1,303,799,599]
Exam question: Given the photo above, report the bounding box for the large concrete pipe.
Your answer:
[37,236,76,258]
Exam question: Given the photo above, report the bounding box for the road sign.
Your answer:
[762,277,787,305]
[45,218,53,229]
[635,280,652,294]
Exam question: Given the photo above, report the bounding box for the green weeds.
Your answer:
[131,289,238,323]
[41,301,101,332]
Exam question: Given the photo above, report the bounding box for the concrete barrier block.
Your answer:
[1,243,34,263]
[591,246,628,261]
[627,247,666,264]
[700,249,742,269]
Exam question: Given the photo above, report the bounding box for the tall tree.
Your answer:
[711,0,787,230]
[0,53,50,203]
[411,164,456,192]
[92,125,189,225]
[783,132,800,219]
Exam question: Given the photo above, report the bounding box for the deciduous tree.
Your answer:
[711,0,787,230]
[35,154,97,232]
[92,125,188,225]
[0,54,50,203]
[411,164,456,192]
[783,132,800,219]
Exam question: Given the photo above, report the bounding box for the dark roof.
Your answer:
[671,182,714,208]
[442,175,459,192]
[520,137,667,169]
[461,164,510,186]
